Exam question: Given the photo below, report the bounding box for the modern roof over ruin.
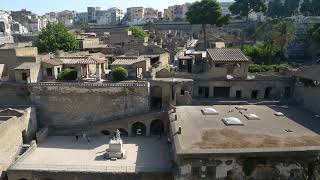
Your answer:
[207,48,249,62]
[171,105,320,155]
[14,62,37,70]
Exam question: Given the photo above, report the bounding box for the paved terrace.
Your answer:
[172,105,320,155]
[10,136,171,173]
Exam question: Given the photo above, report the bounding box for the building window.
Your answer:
[22,73,28,81]
[284,87,291,98]
[46,68,53,76]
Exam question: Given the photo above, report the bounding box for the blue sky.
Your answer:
[1,0,233,15]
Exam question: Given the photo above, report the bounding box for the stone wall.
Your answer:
[29,82,150,129]
[294,83,320,113]
[0,83,31,105]
[7,170,172,180]
[0,107,37,177]
[192,79,293,100]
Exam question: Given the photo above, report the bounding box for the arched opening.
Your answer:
[131,122,147,136]
[101,130,111,136]
[150,119,164,136]
[117,128,129,137]
[151,86,162,110]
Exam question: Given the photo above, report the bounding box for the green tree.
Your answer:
[112,67,128,81]
[284,0,300,16]
[128,26,148,38]
[186,0,229,50]
[58,68,77,80]
[267,0,284,18]
[264,31,280,64]
[275,21,295,59]
[242,44,267,63]
[36,23,79,53]
[301,0,313,16]
[229,0,267,22]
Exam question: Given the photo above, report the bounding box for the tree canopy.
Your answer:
[36,23,79,53]
[186,0,229,49]
[229,0,267,20]
[301,0,320,16]
[267,0,284,18]
[128,26,148,38]
[186,0,228,26]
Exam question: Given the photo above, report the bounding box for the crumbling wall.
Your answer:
[0,107,37,177]
[294,83,320,114]
[29,83,150,129]
[0,83,31,105]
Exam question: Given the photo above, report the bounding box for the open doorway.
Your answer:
[264,87,272,99]
[131,122,147,136]
[150,119,164,136]
[151,86,162,110]
[251,90,258,100]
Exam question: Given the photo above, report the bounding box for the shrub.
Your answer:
[249,64,290,73]
[112,67,128,81]
[58,68,77,80]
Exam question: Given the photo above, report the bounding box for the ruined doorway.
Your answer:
[101,130,110,136]
[151,86,162,110]
[264,87,272,99]
[214,87,230,98]
[251,90,258,99]
[199,87,209,98]
[131,122,147,136]
[284,87,291,98]
[236,90,242,99]
[150,119,164,136]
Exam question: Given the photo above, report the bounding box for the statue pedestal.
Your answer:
[105,138,126,159]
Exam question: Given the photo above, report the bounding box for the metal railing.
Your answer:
[27,81,148,87]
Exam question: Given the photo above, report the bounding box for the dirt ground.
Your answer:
[193,129,320,149]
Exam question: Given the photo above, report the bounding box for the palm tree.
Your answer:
[276,21,295,60]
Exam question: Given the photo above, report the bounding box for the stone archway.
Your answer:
[131,122,147,136]
[150,119,164,136]
[151,86,162,110]
[101,130,111,136]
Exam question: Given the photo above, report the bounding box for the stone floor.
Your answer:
[11,136,171,173]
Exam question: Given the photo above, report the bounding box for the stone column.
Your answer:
[96,64,101,81]
[101,63,106,79]
[86,64,89,78]
[77,65,82,81]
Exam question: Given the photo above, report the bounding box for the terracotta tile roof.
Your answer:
[207,48,249,62]
[41,59,63,66]
[111,56,146,66]
[58,57,105,65]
